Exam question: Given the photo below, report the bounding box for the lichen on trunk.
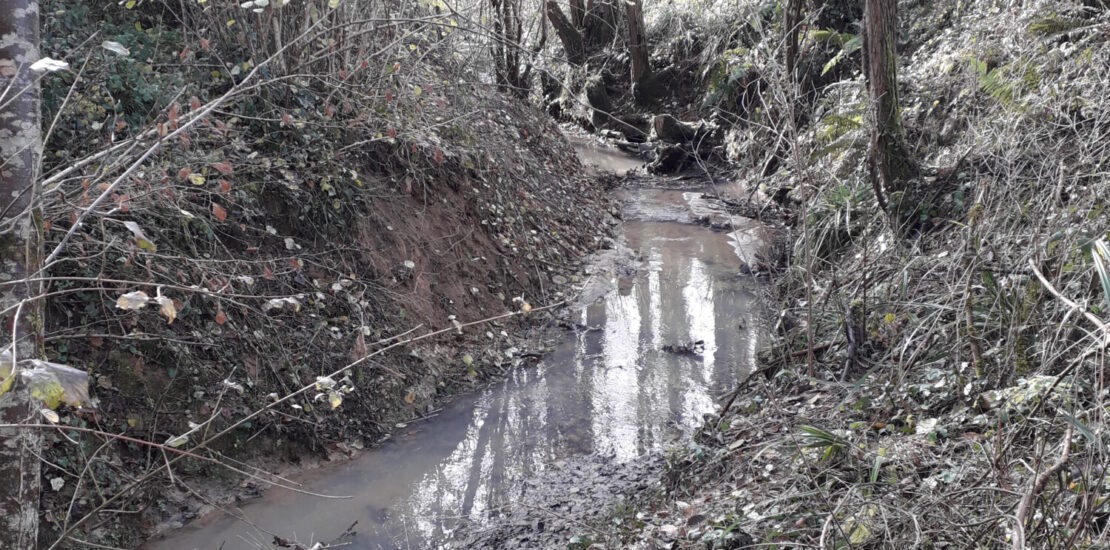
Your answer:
[0,0,44,548]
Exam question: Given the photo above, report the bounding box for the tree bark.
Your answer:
[0,0,44,548]
[651,114,699,143]
[546,1,585,65]
[625,0,649,85]
[569,0,585,28]
[863,0,915,209]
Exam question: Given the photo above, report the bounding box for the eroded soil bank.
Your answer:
[148,141,769,550]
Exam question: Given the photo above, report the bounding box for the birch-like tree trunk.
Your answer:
[0,0,44,547]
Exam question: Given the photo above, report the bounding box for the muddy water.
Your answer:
[572,137,645,174]
[154,148,764,550]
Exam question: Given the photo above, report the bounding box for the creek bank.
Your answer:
[148,141,771,550]
[39,78,614,548]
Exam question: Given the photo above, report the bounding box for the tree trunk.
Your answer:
[582,0,618,49]
[490,0,508,87]
[569,0,585,28]
[518,1,547,92]
[785,0,804,82]
[863,0,915,210]
[651,114,699,143]
[0,0,44,548]
[625,0,650,85]
[546,1,585,65]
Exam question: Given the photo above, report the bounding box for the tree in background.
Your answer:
[547,0,586,65]
[784,0,804,83]
[491,0,546,97]
[862,0,916,215]
[0,0,44,547]
[625,0,653,102]
[545,0,620,66]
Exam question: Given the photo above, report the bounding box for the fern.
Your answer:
[822,34,861,76]
[1028,15,1083,36]
[968,57,1039,106]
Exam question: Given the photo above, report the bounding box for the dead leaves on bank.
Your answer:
[116,288,177,324]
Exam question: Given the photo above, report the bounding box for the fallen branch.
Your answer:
[1028,259,1108,336]
[1011,424,1073,550]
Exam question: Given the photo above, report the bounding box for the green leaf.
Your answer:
[1062,411,1096,446]
[870,456,883,484]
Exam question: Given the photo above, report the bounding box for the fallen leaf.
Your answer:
[212,202,227,222]
[102,40,130,56]
[165,434,189,448]
[30,57,70,72]
[122,221,157,252]
[211,160,233,175]
[154,296,176,324]
[116,291,150,310]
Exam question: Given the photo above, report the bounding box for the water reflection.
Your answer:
[155,216,763,550]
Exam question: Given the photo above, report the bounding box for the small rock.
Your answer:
[659,524,680,540]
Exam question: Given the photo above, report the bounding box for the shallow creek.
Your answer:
[154,144,766,550]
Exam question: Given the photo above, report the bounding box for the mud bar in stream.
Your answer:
[150,144,769,550]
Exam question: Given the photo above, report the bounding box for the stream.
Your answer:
[154,141,767,550]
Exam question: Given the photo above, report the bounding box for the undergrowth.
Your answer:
[603,1,1110,548]
[30,0,611,547]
